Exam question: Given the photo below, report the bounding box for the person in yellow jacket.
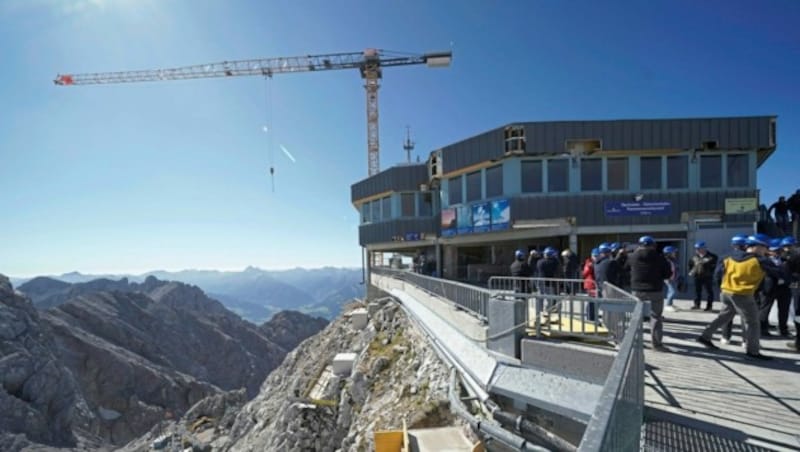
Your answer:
[696,234,782,360]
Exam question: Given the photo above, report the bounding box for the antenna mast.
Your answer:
[403,125,415,163]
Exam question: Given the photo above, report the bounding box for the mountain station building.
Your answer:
[351,116,777,284]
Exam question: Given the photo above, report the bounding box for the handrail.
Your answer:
[577,300,644,451]
[372,267,490,321]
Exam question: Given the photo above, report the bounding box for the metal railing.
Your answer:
[371,267,490,321]
[487,277,638,343]
[578,300,645,452]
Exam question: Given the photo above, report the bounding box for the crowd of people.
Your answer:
[508,233,800,359]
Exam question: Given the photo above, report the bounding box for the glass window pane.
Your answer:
[607,158,628,190]
[419,192,432,216]
[381,197,391,220]
[700,155,722,188]
[361,203,370,223]
[370,200,380,223]
[580,158,602,191]
[727,154,749,187]
[667,155,688,189]
[640,157,662,190]
[448,176,462,205]
[548,159,569,192]
[521,160,543,193]
[401,193,415,217]
[466,171,482,202]
[486,165,503,198]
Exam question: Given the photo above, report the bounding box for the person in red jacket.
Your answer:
[583,248,600,297]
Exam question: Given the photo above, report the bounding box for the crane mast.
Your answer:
[55,49,452,176]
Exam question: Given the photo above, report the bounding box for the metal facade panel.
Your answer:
[351,164,428,202]
[358,217,437,246]
[510,189,757,227]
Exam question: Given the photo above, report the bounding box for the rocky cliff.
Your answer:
[0,274,84,448]
[1,274,328,448]
[121,299,460,452]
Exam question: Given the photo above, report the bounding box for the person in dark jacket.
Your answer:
[626,236,672,350]
[561,249,579,279]
[688,241,718,311]
[614,245,631,291]
[768,196,790,235]
[714,234,748,344]
[781,236,800,351]
[527,249,541,279]
[537,247,560,308]
[788,190,800,237]
[759,239,792,337]
[509,249,531,293]
[590,243,618,321]
[698,234,782,360]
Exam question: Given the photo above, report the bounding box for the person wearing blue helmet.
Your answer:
[592,243,620,321]
[698,234,783,360]
[758,239,792,338]
[626,236,672,351]
[537,247,561,307]
[510,249,532,293]
[713,234,751,344]
[688,240,718,311]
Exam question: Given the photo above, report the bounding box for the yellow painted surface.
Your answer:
[472,441,486,452]
[527,311,610,337]
[374,431,404,452]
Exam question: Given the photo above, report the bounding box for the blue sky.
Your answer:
[1,0,798,276]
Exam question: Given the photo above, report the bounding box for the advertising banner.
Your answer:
[604,201,671,217]
[456,205,472,234]
[491,199,510,231]
[472,203,491,233]
[441,207,457,237]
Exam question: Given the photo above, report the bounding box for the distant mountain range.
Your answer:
[13,267,364,322]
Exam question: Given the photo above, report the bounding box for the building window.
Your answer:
[548,159,569,192]
[419,192,432,216]
[700,155,722,188]
[401,193,415,217]
[486,165,503,198]
[370,200,381,223]
[466,170,482,202]
[381,196,391,220]
[727,154,749,187]
[361,203,370,223]
[607,158,628,191]
[666,155,688,189]
[640,157,662,190]
[521,160,543,193]
[448,175,463,205]
[580,158,602,191]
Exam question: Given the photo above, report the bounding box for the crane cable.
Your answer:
[266,76,275,192]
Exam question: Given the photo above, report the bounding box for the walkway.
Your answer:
[643,299,800,451]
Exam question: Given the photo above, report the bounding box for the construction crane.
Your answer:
[54,49,452,176]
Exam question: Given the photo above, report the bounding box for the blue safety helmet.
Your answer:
[663,246,677,254]
[515,249,525,259]
[769,239,782,251]
[730,234,747,246]
[745,234,769,247]
[598,243,612,253]
[694,240,706,249]
[639,236,655,246]
[591,248,600,257]
[610,242,620,251]
[781,236,797,247]
[543,247,557,257]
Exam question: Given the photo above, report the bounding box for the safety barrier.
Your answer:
[371,267,489,321]
[487,277,638,343]
[578,294,644,452]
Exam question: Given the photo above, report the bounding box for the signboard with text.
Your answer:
[604,201,671,217]
[724,198,757,214]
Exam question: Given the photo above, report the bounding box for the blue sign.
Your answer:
[472,203,491,233]
[491,199,510,231]
[456,205,472,234]
[604,201,671,217]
